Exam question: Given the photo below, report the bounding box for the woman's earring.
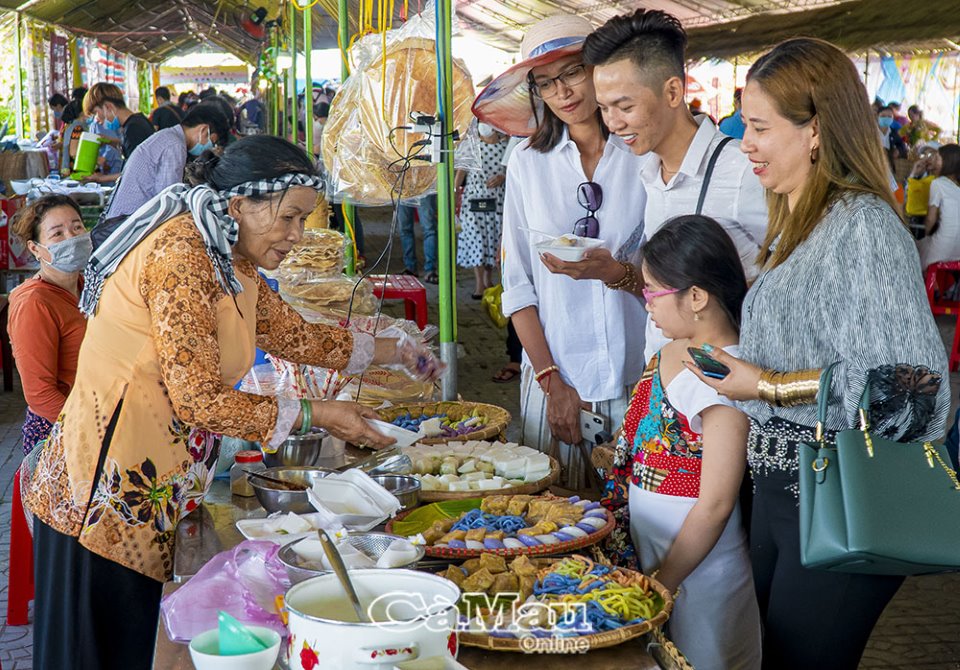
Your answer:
[810,145,819,164]
[693,311,701,322]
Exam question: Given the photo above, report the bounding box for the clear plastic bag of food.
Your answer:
[323,7,479,205]
[278,274,377,315]
[278,228,346,280]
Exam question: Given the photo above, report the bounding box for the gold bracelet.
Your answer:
[757,369,781,405]
[775,369,821,407]
[604,262,638,292]
[758,368,821,407]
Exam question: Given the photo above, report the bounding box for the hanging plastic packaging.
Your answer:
[323,7,480,206]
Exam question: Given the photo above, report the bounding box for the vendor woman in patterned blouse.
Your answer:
[687,39,950,670]
[24,135,443,670]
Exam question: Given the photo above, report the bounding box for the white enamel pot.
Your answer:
[284,569,461,669]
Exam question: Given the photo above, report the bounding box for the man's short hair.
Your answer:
[155,86,171,102]
[583,9,687,89]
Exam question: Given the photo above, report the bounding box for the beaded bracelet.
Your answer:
[604,262,638,292]
[298,398,313,436]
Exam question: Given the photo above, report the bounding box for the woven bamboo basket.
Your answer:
[416,455,561,502]
[385,499,615,560]
[644,628,695,670]
[455,556,674,653]
[377,401,511,444]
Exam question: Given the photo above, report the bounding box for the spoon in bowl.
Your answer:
[318,529,369,623]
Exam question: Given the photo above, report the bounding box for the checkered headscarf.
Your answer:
[79,173,324,317]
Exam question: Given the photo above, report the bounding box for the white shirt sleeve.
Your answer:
[500,149,539,316]
[733,163,769,273]
[667,346,741,434]
[929,178,945,209]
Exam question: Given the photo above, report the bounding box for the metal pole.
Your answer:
[14,12,24,139]
[270,28,280,136]
[304,4,313,155]
[279,21,287,139]
[339,0,356,276]
[288,0,298,145]
[435,0,458,399]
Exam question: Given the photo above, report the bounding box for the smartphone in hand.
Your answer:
[687,347,731,380]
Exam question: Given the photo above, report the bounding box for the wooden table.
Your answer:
[152,476,677,669]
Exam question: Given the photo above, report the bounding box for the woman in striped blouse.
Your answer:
[687,39,949,669]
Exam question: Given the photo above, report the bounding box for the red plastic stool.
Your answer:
[364,274,429,330]
[6,468,34,625]
[925,261,960,371]
[925,261,960,315]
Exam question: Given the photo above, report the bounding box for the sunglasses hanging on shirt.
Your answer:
[574,181,602,238]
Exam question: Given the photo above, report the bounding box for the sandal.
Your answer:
[492,364,521,383]
[424,272,439,284]
[471,293,483,300]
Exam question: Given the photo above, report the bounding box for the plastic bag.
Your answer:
[323,7,479,206]
[160,540,291,643]
[481,284,508,329]
[278,228,346,280]
[279,274,377,315]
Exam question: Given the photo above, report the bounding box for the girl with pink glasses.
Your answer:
[604,214,761,670]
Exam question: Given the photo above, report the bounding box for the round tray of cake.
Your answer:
[385,493,615,559]
[401,440,560,501]
[440,554,673,653]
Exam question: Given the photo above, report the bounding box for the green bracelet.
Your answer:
[299,399,312,436]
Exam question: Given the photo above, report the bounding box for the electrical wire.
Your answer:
[344,118,442,401]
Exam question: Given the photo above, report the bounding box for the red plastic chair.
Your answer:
[6,468,34,625]
[924,261,960,371]
[363,274,429,329]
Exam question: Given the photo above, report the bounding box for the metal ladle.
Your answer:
[317,529,369,623]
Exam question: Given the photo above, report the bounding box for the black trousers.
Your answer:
[506,318,522,364]
[33,400,163,670]
[751,473,904,670]
[34,519,163,670]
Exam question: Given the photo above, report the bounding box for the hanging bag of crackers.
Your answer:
[274,228,377,315]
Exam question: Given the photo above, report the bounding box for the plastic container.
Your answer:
[231,451,266,497]
[72,131,100,177]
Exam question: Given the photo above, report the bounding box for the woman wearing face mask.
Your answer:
[455,119,509,298]
[23,135,444,670]
[474,15,648,488]
[7,196,90,455]
[89,102,231,247]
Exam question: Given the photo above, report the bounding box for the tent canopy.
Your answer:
[2,0,958,64]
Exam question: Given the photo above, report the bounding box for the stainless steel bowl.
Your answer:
[278,532,425,584]
[250,466,332,514]
[371,474,421,510]
[262,431,327,468]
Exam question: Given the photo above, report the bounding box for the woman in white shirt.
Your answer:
[919,144,960,269]
[474,14,648,488]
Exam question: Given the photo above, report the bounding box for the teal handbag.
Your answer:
[798,363,960,575]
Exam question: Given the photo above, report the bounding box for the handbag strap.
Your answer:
[814,362,840,445]
[695,136,735,215]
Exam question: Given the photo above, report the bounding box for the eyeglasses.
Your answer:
[641,287,681,302]
[529,64,588,99]
[573,181,602,238]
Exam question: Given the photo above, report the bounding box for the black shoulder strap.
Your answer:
[695,136,735,215]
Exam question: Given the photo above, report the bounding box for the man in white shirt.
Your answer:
[583,9,769,361]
